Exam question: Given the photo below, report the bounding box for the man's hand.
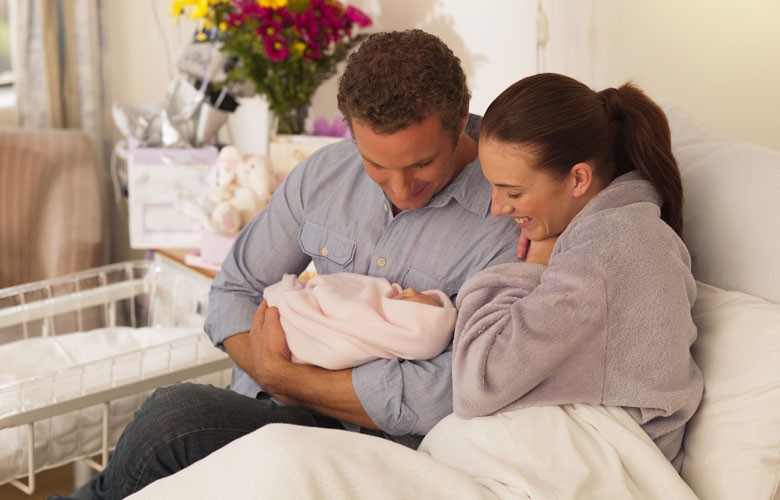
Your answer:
[232,300,377,428]
[525,236,558,266]
[249,301,294,402]
[393,287,443,307]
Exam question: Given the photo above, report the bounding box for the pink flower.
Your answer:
[302,42,323,61]
[345,5,372,27]
[294,11,320,43]
[264,35,290,61]
[259,20,283,38]
[226,12,246,27]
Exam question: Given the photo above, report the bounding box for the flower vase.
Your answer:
[267,106,344,186]
[274,105,309,136]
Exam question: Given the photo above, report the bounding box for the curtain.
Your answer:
[12,0,106,153]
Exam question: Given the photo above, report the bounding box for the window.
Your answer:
[0,0,12,87]
[0,0,14,123]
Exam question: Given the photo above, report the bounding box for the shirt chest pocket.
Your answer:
[299,220,356,274]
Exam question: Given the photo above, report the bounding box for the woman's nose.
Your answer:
[490,193,512,217]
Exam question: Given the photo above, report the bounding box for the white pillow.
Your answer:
[660,101,780,304]
[681,282,780,500]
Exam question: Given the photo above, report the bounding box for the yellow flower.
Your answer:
[258,0,289,9]
[291,41,306,55]
[170,0,186,16]
[186,0,209,19]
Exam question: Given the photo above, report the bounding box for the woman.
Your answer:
[452,73,703,471]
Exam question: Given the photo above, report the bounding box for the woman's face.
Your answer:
[479,139,591,242]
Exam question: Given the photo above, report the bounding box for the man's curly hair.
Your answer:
[337,29,470,144]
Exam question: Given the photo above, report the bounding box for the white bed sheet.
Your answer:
[128,405,697,500]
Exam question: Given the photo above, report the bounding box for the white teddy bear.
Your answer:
[209,146,272,235]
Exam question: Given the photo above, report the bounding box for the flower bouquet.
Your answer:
[171,0,372,135]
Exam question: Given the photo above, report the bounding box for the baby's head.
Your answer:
[392,288,443,307]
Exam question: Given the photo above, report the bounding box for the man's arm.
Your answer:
[205,166,311,369]
[246,301,378,428]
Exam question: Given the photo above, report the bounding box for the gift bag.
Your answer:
[128,146,217,249]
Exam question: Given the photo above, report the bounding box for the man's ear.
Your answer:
[570,162,594,198]
[459,112,469,132]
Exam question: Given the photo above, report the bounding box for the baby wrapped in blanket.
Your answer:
[263,273,456,370]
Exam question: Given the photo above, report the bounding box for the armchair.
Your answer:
[0,128,106,288]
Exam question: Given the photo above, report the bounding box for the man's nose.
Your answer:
[390,171,415,198]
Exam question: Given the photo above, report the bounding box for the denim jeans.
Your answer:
[47,383,347,500]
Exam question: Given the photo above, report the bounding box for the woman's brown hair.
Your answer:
[480,73,683,235]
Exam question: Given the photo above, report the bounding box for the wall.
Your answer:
[103,0,534,154]
[102,0,779,260]
[309,0,536,123]
[543,0,780,150]
[107,1,779,151]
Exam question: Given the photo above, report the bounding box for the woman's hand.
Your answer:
[525,236,558,266]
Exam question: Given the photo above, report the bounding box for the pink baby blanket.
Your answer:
[263,273,456,370]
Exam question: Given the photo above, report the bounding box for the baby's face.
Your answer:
[392,288,443,307]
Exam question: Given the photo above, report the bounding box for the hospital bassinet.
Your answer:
[0,258,232,495]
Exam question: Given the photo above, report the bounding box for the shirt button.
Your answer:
[383,203,389,212]
[321,247,329,257]
[377,257,386,267]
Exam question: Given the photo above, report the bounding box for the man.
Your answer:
[52,29,518,500]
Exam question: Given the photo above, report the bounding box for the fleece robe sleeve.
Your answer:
[452,249,609,419]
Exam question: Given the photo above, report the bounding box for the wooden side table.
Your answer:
[153,248,219,280]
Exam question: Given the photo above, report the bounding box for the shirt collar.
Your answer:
[426,157,492,217]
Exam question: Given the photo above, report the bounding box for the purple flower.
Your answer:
[313,115,351,137]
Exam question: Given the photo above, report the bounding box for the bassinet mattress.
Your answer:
[0,326,226,483]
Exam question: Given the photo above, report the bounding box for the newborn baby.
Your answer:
[263,273,456,370]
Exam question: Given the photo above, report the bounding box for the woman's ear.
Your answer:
[570,162,594,198]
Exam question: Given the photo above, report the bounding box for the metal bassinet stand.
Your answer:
[0,258,232,494]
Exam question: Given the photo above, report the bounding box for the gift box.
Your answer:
[200,230,235,266]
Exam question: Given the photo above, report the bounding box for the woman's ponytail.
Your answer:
[602,84,683,235]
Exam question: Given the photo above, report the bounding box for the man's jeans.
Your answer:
[47,383,345,500]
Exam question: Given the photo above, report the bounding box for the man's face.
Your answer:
[353,115,463,213]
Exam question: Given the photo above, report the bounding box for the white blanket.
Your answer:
[127,404,697,500]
